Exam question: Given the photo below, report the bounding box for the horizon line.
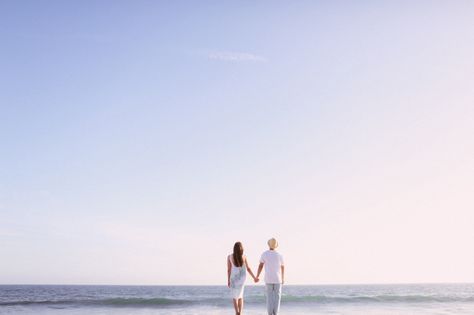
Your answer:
[1,281,473,287]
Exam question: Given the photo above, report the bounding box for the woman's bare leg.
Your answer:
[238,298,244,314]
[232,298,239,315]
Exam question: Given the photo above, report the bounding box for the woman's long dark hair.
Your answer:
[233,242,244,267]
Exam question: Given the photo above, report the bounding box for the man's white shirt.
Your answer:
[260,250,284,284]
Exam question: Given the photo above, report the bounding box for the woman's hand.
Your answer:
[253,276,259,283]
[227,280,231,288]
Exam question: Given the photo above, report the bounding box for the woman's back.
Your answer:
[229,254,247,287]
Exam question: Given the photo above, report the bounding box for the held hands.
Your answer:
[253,276,259,283]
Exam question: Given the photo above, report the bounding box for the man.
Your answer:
[256,238,285,315]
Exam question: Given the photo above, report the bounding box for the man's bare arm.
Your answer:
[281,265,285,284]
[256,262,264,279]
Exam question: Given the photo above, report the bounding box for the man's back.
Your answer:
[260,250,284,284]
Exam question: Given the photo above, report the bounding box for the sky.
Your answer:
[0,1,473,285]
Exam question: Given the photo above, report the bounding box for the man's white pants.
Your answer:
[265,284,282,315]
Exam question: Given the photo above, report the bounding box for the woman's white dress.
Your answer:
[229,255,247,299]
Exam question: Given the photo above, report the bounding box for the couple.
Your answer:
[227,238,285,315]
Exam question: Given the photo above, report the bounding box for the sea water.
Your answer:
[1,283,473,315]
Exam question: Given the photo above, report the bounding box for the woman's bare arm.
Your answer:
[227,256,231,287]
[244,257,258,282]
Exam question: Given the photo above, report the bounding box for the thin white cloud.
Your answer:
[208,51,267,62]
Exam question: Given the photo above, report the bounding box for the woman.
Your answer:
[227,242,258,315]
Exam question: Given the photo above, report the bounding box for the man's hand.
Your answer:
[254,277,259,283]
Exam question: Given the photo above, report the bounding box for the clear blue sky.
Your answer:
[1,1,473,285]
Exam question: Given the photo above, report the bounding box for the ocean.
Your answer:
[1,284,473,315]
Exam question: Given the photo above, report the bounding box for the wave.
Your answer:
[281,294,474,304]
[2,295,474,308]
[0,297,194,307]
